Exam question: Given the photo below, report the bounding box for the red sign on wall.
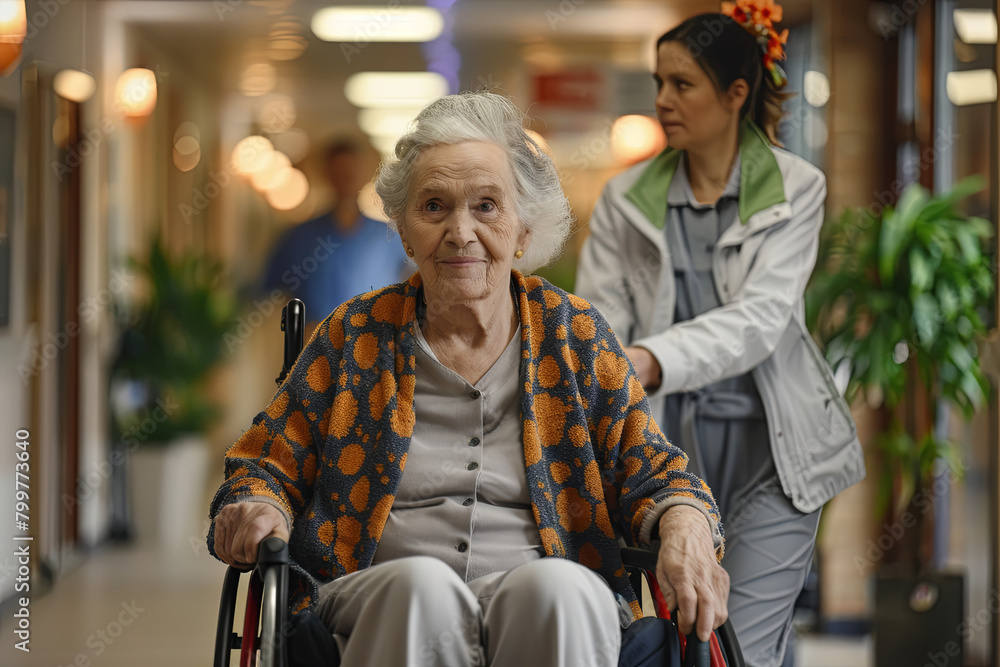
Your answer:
[532,70,605,111]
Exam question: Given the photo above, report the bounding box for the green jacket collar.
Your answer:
[624,120,786,228]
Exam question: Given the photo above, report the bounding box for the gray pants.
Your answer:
[718,475,821,667]
[315,556,621,667]
[670,394,821,667]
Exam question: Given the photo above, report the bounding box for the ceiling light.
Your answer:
[114,68,157,118]
[312,6,443,43]
[345,72,448,108]
[946,69,997,106]
[0,0,25,44]
[53,69,96,103]
[370,134,400,156]
[954,9,997,45]
[803,71,830,107]
[357,107,421,136]
[0,0,25,75]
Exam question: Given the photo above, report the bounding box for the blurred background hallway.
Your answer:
[0,0,997,664]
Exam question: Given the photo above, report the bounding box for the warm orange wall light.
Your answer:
[114,68,157,119]
[0,1,27,76]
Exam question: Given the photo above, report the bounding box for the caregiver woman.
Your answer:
[576,6,865,667]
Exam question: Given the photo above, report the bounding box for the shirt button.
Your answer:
[467,462,479,471]
[469,437,481,447]
[457,542,468,553]
[463,498,473,506]
[470,390,481,399]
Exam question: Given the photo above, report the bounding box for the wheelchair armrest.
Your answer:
[620,542,660,573]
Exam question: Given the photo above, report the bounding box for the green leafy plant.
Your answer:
[112,234,236,444]
[806,176,993,565]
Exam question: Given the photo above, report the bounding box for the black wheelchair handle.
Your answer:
[619,543,745,667]
[258,536,289,566]
[683,633,711,667]
[256,537,290,667]
[277,299,305,386]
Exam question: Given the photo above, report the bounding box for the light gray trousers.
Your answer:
[315,556,621,667]
[719,477,821,667]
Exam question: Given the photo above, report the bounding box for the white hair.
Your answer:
[374,92,574,273]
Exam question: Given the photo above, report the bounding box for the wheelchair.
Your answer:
[212,298,746,667]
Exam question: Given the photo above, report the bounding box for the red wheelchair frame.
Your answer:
[212,298,746,667]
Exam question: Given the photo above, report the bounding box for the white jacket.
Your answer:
[576,121,865,513]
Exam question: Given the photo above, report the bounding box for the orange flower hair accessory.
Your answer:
[721,0,790,88]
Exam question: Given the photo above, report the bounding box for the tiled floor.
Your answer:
[1,542,872,666]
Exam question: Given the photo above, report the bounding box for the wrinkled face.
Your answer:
[399,141,531,305]
[654,41,746,151]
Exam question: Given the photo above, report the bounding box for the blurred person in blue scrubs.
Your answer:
[262,139,411,322]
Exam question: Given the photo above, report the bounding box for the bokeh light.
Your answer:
[114,68,157,118]
[610,114,665,165]
[264,167,309,210]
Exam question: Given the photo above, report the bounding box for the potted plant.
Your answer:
[806,176,993,664]
[111,234,235,547]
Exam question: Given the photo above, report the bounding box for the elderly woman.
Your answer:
[209,91,728,667]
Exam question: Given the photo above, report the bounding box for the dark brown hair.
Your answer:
[657,13,792,144]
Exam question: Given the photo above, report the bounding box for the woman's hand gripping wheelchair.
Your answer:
[213,298,745,667]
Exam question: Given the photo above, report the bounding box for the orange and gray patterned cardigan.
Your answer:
[208,270,721,619]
